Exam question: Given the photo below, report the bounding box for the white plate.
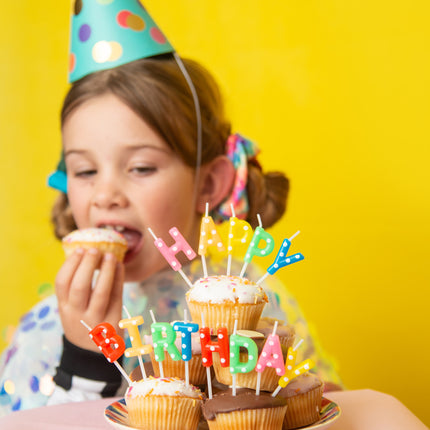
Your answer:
[104,396,341,430]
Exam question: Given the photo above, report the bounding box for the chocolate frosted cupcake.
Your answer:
[256,317,296,347]
[202,388,287,430]
[278,373,324,429]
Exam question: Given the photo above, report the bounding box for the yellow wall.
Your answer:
[1,0,429,424]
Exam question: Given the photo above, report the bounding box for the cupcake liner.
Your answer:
[212,351,280,391]
[206,405,287,430]
[151,351,207,386]
[282,385,324,429]
[186,299,266,333]
[126,395,202,430]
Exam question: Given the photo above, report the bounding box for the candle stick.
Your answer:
[271,339,315,397]
[239,214,275,278]
[80,320,132,385]
[231,320,238,396]
[256,231,304,285]
[148,227,195,288]
[119,306,152,380]
[227,205,252,276]
[199,203,225,277]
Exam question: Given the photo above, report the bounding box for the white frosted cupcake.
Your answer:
[186,275,268,333]
[62,228,127,261]
[125,377,204,430]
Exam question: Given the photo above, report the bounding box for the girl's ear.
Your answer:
[196,155,235,213]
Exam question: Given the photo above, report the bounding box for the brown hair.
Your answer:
[51,56,289,238]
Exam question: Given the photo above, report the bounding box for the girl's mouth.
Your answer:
[122,228,143,263]
[99,225,143,264]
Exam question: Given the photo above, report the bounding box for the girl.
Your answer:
[0,5,341,416]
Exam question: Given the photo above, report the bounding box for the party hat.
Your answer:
[69,0,174,83]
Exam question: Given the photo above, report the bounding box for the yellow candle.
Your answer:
[277,347,315,388]
[227,217,252,255]
[119,316,153,358]
[198,215,224,256]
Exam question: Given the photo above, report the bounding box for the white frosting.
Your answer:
[62,228,127,245]
[126,377,203,398]
[187,275,266,304]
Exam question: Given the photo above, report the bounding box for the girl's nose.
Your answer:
[91,176,128,209]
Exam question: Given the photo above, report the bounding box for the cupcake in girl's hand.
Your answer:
[125,376,204,430]
[62,228,128,261]
[202,387,287,430]
[186,275,268,333]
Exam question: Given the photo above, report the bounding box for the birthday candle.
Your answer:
[151,322,182,362]
[227,207,252,275]
[229,333,258,375]
[119,315,153,359]
[272,346,315,397]
[257,232,304,285]
[173,320,199,361]
[119,308,152,380]
[81,320,131,385]
[149,227,195,288]
[240,216,275,278]
[199,327,230,368]
[255,335,285,376]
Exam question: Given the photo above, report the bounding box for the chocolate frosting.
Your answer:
[202,388,287,421]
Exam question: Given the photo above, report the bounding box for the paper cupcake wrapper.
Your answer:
[283,385,324,429]
[206,405,287,430]
[63,241,127,262]
[126,395,202,430]
[186,299,266,333]
[151,352,207,386]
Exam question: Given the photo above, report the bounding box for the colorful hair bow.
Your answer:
[215,133,260,221]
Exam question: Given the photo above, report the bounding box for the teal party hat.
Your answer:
[69,0,174,82]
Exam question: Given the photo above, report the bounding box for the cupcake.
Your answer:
[278,373,324,429]
[143,333,207,387]
[62,228,128,261]
[186,275,268,333]
[212,328,294,391]
[125,376,204,430]
[256,317,296,347]
[202,387,287,430]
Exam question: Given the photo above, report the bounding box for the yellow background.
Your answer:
[1,0,429,424]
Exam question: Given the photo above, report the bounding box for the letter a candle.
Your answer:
[198,203,225,277]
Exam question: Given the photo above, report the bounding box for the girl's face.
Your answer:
[63,93,200,282]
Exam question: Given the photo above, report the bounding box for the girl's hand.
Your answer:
[55,247,124,352]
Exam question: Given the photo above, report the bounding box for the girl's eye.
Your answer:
[75,170,97,177]
[131,166,157,175]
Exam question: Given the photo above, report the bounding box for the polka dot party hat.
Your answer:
[69,0,174,83]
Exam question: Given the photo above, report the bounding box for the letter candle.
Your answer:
[255,321,285,395]
[149,310,182,378]
[256,231,304,286]
[148,227,196,288]
[239,214,275,278]
[227,205,252,276]
[199,312,230,399]
[173,310,199,387]
[271,339,315,397]
[119,306,152,380]
[229,320,258,396]
[198,203,225,277]
[80,320,132,385]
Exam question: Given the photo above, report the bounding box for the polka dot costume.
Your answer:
[69,0,174,82]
